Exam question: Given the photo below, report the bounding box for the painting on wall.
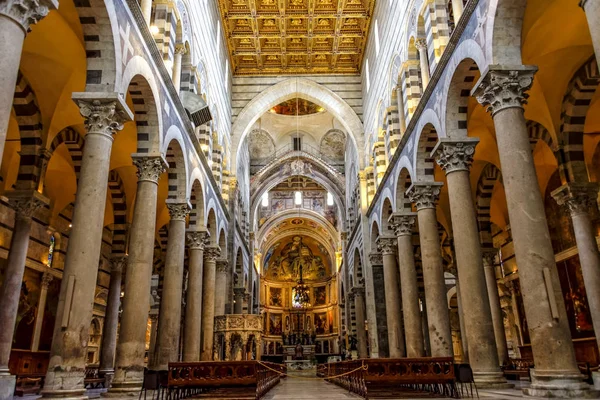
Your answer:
[270,287,283,307]
[314,286,326,306]
[264,235,330,281]
[557,256,594,339]
[314,312,327,335]
[269,313,283,335]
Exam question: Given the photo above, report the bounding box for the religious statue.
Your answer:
[295,343,304,360]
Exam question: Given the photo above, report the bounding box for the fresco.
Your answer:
[264,235,330,281]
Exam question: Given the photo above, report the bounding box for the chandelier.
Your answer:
[292,264,311,309]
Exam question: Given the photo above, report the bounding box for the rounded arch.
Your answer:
[413,119,442,181]
[475,162,502,251]
[108,169,128,255]
[352,247,363,285]
[370,220,380,252]
[231,78,365,171]
[188,178,205,231]
[486,0,527,65]
[218,227,227,254]
[394,163,414,212]
[380,196,394,234]
[163,126,189,201]
[206,208,217,244]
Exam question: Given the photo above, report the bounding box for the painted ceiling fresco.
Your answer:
[263,235,331,282]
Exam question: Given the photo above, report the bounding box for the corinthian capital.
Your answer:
[376,236,397,256]
[204,245,221,262]
[166,200,191,221]
[186,230,209,250]
[110,255,128,273]
[407,182,443,211]
[368,252,383,266]
[7,190,48,220]
[414,38,427,50]
[389,212,417,237]
[551,182,599,217]
[41,272,54,288]
[0,0,57,33]
[432,138,479,174]
[72,93,133,138]
[216,259,229,273]
[132,155,168,183]
[472,65,537,116]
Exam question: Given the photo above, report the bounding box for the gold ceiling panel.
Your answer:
[219,0,375,75]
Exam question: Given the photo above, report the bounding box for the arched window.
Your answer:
[47,235,55,268]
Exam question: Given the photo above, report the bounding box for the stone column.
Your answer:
[234,288,245,314]
[172,44,186,93]
[482,251,509,366]
[377,236,405,358]
[415,38,430,89]
[99,256,126,378]
[433,138,507,386]
[153,201,190,370]
[140,0,152,26]
[394,86,407,133]
[201,246,221,361]
[350,285,368,359]
[552,182,600,355]
[147,315,158,366]
[389,212,425,357]
[451,0,464,24]
[580,0,600,67]
[0,0,57,167]
[108,155,167,396]
[0,192,47,390]
[474,66,591,397]
[42,94,132,400]
[214,259,228,316]
[183,230,208,362]
[31,272,53,352]
[455,279,469,362]
[407,183,453,357]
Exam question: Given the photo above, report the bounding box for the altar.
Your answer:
[283,344,317,376]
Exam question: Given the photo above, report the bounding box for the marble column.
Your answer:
[377,235,405,358]
[234,288,245,314]
[0,0,57,167]
[482,251,509,366]
[407,183,453,357]
[214,259,229,316]
[99,256,127,378]
[394,86,407,132]
[183,230,208,362]
[415,38,430,89]
[474,66,591,397]
[389,212,425,357]
[351,285,368,359]
[140,0,152,26]
[580,0,600,67]
[172,44,186,93]
[451,0,464,24]
[455,280,469,362]
[31,272,54,352]
[147,315,158,367]
[153,201,190,370]
[42,94,132,400]
[433,138,506,386]
[552,182,600,355]
[201,246,221,361]
[107,155,167,396]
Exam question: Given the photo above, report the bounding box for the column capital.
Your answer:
[407,182,443,211]
[7,190,49,220]
[41,271,54,288]
[174,43,187,55]
[186,229,209,250]
[0,0,57,34]
[414,37,427,50]
[368,252,383,266]
[358,170,367,181]
[389,212,417,237]
[72,92,133,138]
[551,182,599,217]
[216,259,229,273]
[132,154,168,183]
[432,138,479,174]
[481,249,498,268]
[110,255,128,273]
[580,0,588,8]
[234,287,246,296]
[376,236,397,255]
[472,65,538,116]
[204,245,221,262]
[166,200,191,221]
[351,285,365,298]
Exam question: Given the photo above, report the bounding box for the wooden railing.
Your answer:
[167,361,282,399]
[322,357,459,399]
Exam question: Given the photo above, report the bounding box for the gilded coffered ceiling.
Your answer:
[217,0,375,75]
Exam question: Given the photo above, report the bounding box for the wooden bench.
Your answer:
[14,376,43,396]
[502,358,534,381]
[167,361,282,399]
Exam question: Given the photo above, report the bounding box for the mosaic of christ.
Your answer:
[264,236,330,281]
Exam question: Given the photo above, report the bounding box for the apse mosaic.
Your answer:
[263,235,331,282]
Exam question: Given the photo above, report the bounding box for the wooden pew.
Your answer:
[501,358,534,381]
[167,361,282,399]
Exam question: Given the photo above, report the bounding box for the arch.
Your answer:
[475,162,502,250]
[188,178,205,231]
[218,228,227,254]
[486,0,527,65]
[231,78,365,171]
[527,120,558,152]
[414,121,441,181]
[380,196,394,234]
[353,247,363,285]
[163,127,189,201]
[370,220,380,252]
[206,208,217,244]
[559,56,600,183]
[108,169,128,256]
[120,57,163,154]
[394,164,414,212]
[48,127,85,182]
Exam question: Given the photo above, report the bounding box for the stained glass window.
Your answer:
[47,235,55,268]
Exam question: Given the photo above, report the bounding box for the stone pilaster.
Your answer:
[42,94,132,400]
[474,66,593,398]
[201,245,221,360]
[215,259,229,316]
[183,230,208,362]
[389,212,425,357]
[552,182,600,356]
[433,138,507,387]
[153,201,190,370]
[107,155,167,396]
[377,235,405,358]
[407,182,453,357]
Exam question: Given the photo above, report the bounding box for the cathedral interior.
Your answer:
[0,0,600,398]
